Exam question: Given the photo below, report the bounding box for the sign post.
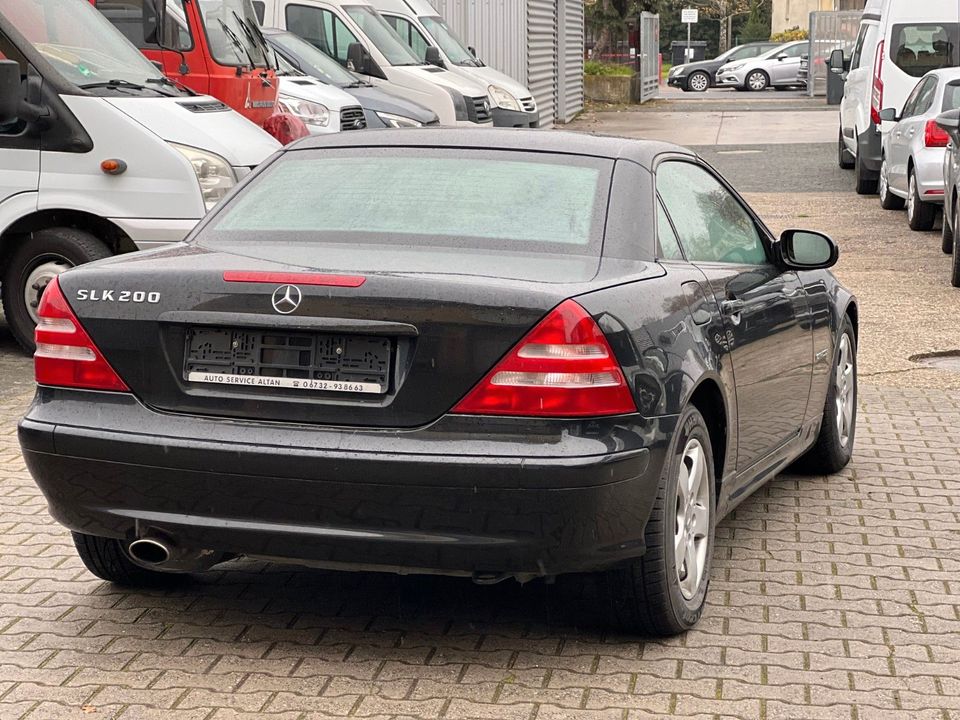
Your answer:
[681,8,699,63]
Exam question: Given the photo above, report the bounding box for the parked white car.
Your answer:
[253,0,493,127]
[275,56,368,134]
[716,41,808,91]
[372,0,539,127]
[0,0,279,350]
[878,68,960,230]
[834,0,960,194]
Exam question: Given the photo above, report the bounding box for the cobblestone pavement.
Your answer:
[1,368,958,718]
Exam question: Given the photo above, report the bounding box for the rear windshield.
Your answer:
[890,23,960,77]
[201,149,612,278]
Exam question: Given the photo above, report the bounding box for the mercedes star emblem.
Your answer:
[271,284,302,314]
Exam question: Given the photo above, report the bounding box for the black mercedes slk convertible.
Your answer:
[18,129,858,636]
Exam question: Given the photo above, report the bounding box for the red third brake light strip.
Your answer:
[34,277,129,392]
[223,271,366,287]
[452,299,636,418]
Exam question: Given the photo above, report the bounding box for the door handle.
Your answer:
[720,298,744,322]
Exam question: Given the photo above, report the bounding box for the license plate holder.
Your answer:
[183,327,391,394]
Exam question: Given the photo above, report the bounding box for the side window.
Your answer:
[252,1,265,24]
[656,161,767,265]
[656,201,684,261]
[286,5,331,54]
[326,10,360,63]
[901,78,928,117]
[943,81,960,111]
[916,78,938,114]
[96,0,192,51]
[383,15,430,61]
[850,25,868,70]
[783,43,807,59]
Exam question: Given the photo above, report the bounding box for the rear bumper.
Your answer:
[492,107,539,128]
[913,147,947,202]
[19,388,674,578]
[858,123,882,173]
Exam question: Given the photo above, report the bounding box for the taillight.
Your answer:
[871,40,885,126]
[452,299,636,418]
[34,277,129,392]
[925,119,950,147]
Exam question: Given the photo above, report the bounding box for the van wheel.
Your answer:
[878,157,905,210]
[854,142,878,195]
[605,405,716,636]
[1,228,111,352]
[907,170,937,231]
[838,130,855,169]
[73,533,176,587]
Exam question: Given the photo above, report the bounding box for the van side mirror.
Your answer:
[878,107,899,122]
[425,45,443,67]
[828,48,845,74]
[0,61,22,127]
[468,45,477,58]
[347,42,371,74]
[778,229,839,270]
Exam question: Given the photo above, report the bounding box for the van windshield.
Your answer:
[0,0,172,93]
[268,30,360,86]
[890,23,960,78]
[344,5,422,66]
[420,16,477,67]
[197,0,270,69]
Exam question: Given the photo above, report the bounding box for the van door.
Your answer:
[281,1,361,66]
[841,21,880,153]
[0,33,39,213]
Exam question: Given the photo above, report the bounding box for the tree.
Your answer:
[691,0,765,52]
[739,0,770,42]
[586,0,664,60]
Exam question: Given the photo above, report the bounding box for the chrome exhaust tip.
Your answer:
[127,538,171,566]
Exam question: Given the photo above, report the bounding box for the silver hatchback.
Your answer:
[878,68,960,231]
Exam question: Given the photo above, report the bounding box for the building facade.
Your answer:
[426,0,584,126]
[772,0,866,33]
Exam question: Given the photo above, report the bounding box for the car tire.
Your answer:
[73,533,179,587]
[605,405,716,637]
[745,70,769,91]
[854,141,878,195]
[792,316,857,475]
[838,130,855,169]
[1,227,112,352]
[878,157,905,210]
[942,197,954,254]
[687,71,710,93]
[952,201,960,287]
[907,170,937,231]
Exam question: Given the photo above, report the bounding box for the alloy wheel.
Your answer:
[835,334,855,449]
[674,438,710,600]
[879,160,889,200]
[689,72,709,92]
[908,174,917,222]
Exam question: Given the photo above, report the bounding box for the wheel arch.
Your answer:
[843,298,859,341]
[0,209,136,262]
[686,376,730,497]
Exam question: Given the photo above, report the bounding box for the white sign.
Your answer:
[681,8,699,23]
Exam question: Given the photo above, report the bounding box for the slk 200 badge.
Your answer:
[75,289,161,303]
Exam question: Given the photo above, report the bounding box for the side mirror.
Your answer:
[347,42,371,74]
[878,107,899,122]
[936,109,960,143]
[776,53,788,61]
[0,60,22,127]
[468,45,477,58]
[778,229,839,270]
[424,45,443,68]
[828,48,845,74]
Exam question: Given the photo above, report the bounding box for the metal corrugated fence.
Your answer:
[422,0,585,126]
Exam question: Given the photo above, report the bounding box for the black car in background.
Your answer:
[264,27,438,128]
[668,41,780,92]
[19,130,858,637]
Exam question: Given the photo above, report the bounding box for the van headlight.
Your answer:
[488,85,520,111]
[277,95,330,127]
[376,111,424,128]
[171,143,237,211]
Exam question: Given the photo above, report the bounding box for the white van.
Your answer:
[371,0,539,128]
[275,55,369,133]
[835,0,960,194]
[0,0,279,349]
[253,0,493,126]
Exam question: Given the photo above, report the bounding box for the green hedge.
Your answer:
[584,61,634,77]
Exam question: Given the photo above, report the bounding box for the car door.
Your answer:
[891,77,935,191]
[656,159,814,474]
[0,32,39,213]
[770,42,806,85]
[282,2,360,66]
